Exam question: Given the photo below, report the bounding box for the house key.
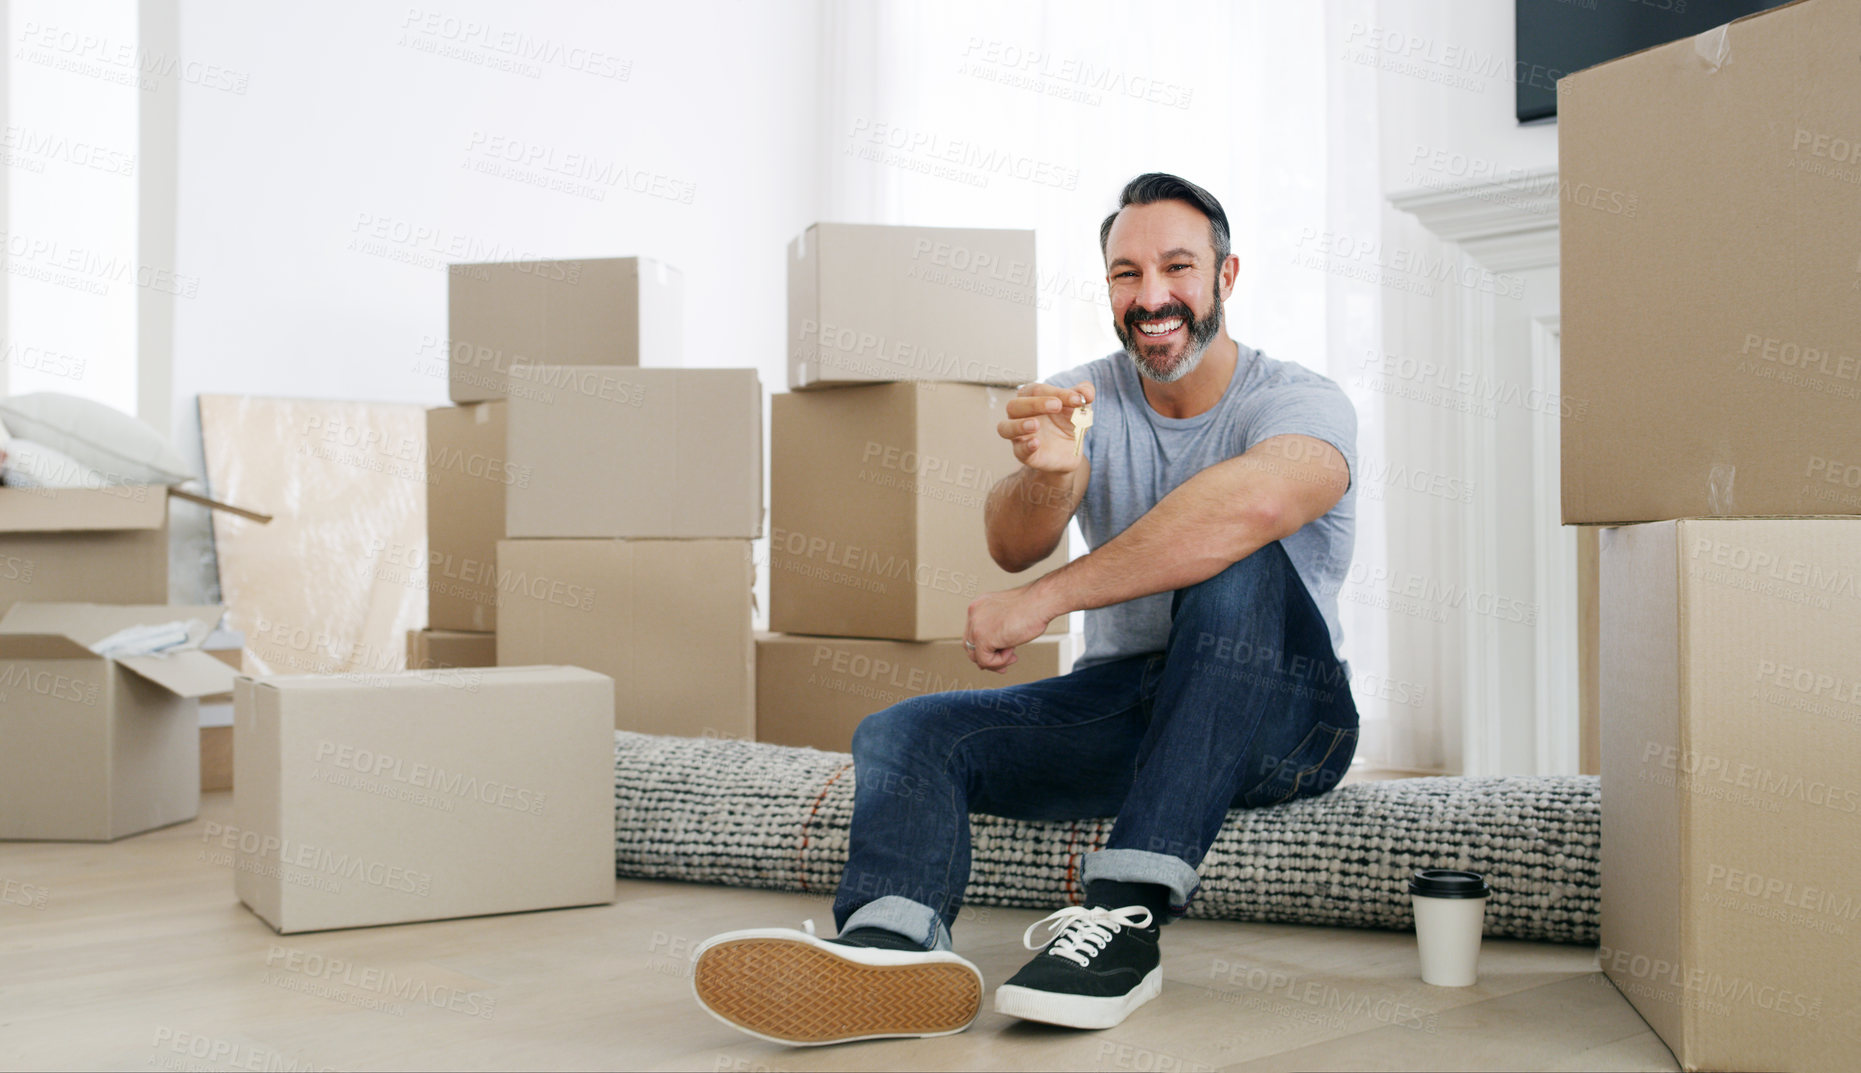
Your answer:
[1070,403,1093,459]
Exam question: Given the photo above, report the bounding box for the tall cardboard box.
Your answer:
[496,539,754,738]
[771,382,1068,641]
[788,223,1037,390]
[504,367,762,539]
[0,603,233,841]
[1561,0,1861,523]
[757,633,1075,753]
[426,401,509,631]
[448,257,683,403]
[406,628,497,670]
[1600,519,1860,1073]
[0,487,169,615]
[231,666,615,933]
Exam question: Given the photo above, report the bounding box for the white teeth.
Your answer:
[1138,318,1183,336]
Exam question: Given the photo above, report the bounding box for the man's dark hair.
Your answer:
[1099,172,1232,268]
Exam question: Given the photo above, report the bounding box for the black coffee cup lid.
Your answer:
[1408,869,1491,899]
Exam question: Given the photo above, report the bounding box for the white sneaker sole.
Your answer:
[691,927,983,1046]
[993,966,1163,1030]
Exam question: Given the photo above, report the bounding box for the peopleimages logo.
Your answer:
[1703,864,1861,923]
[1688,536,1861,602]
[1640,742,1861,814]
[200,822,434,895]
[796,317,1024,384]
[771,526,980,598]
[264,946,498,1020]
[1599,945,1823,1021]
[313,741,547,815]
[0,663,99,705]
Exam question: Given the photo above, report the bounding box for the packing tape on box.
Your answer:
[1694,23,1730,71]
[1709,461,1737,516]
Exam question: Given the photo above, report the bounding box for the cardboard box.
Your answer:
[1560,0,1861,523]
[406,628,496,670]
[201,633,245,792]
[231,665,615,933]
[0,487,168,615]
[1600,519,1861,1073]
[771,382,1068,641]
[504,367,761,539]
[757,633,1075,753]
[788,223,1037,390]
[448,257,682,403]
[495,539,754,737]
[0,603,233,841]
[1577,525,1601,777]
[426,401,508,631]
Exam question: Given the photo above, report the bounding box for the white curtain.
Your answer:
[816,0,1443,771]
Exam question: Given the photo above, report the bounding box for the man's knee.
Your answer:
[1173,541,1293,627]
[850,694,952,766]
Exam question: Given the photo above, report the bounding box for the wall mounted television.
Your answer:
[1515,0,1789,123]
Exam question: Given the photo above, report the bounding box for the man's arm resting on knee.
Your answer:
[966,435,1349,670]
[1031,435,1349,616]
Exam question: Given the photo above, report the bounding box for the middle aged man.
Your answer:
[691,173,1360,1046]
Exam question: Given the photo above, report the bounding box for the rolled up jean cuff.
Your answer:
[1081,848,1201,915]
[840,895,953,952]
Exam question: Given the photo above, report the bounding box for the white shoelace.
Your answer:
[1022,905,1155,968]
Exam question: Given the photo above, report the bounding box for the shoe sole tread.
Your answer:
[693,937,981,1045]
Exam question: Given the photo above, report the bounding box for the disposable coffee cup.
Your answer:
[1408,869,1492,987]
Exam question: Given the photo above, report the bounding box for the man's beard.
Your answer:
[1115,291,1223,384]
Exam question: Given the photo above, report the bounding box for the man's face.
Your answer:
[1103,200,1226,383]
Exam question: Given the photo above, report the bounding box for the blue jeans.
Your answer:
[834,542,1360,951]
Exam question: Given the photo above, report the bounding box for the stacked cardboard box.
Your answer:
[0,487,171,615]
[451,259,760,738]
[762,225,1072,752]
[448,256,682,403]
[1563,5,1860,1069]
[406,627,496,671]
[424,400,510,639]
[0,482,249,835]
[424,258,701,695]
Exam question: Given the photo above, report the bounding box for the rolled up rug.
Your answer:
[614,731,1600,944]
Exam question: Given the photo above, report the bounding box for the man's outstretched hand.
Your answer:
[998,381,1095,474]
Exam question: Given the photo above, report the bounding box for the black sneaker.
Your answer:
[993,905,1161,1029]
[690,920,983,1046]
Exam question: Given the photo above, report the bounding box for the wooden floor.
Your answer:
[0,792,1677,1072]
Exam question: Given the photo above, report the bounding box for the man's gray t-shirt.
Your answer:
[1048,345,1356,670]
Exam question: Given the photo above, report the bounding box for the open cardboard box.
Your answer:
[0,485,270,615]
[0,602,235,840]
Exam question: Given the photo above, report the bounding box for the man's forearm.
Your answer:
[1022,461,1292,621]
[984,464,1086,573]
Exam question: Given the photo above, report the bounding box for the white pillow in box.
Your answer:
[0,438,110,488]
[0,393,194,485]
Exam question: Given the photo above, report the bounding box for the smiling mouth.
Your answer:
[1137,318,1184,337]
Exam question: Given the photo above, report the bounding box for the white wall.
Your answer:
[166,1,823,600]
[4,0,142,412]
[1365,0,1563,774]
[1371,0,1557,195]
